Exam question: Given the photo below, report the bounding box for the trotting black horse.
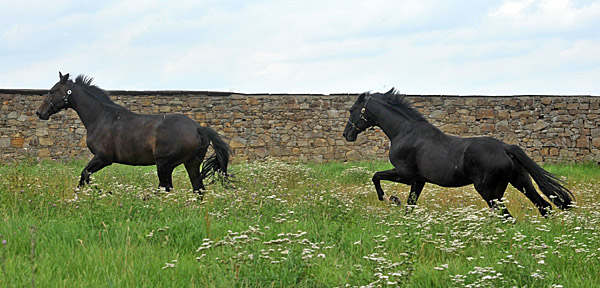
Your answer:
[36,72,230,199]
[343,88,574,217]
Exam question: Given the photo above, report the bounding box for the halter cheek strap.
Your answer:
[45,85,73,113]
[348,94,373,132]
[360,94,372,122]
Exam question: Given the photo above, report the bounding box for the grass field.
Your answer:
[0,158,599,287]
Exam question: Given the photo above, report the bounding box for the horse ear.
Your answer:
[59,72,69,83]
[385,87,396,96]
[358,92,366,102]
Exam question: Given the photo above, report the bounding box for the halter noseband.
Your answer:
[45,84,74,113]
[347,94,373,132]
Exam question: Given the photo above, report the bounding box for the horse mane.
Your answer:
[384,88,427,122]
[74,74,117,105]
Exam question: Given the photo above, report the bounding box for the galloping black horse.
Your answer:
[36,72,230,199]
[343,88,574,217]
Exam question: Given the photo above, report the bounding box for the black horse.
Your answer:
[343,89,574,217]
[36,72,230,199]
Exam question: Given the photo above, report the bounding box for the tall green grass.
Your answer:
[1,159,598,287]
[545,161,600,182]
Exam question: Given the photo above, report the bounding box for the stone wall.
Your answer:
[1,89,599,163]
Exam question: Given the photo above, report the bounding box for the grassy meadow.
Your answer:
[0,158,599,287]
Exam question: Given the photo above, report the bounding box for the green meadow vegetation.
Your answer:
[0,158,599,287]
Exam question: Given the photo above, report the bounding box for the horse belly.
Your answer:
[432,177,472,188]
[121,151,155,165]
[114,139,156,166]
[421,163,472,188]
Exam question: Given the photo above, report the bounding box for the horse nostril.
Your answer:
[36,111,40,117]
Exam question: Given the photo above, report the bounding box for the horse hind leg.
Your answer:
[184,157,206,201]
[474,179,512,218]
[510,168,552,217]
[407,181,425,206]
[404,181,425,214]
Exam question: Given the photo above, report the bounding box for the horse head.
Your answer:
[36,71,74,120]
[343,89,393,142]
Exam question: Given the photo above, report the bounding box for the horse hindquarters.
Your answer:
[181,126,231,200]
[153,119,202,192]
[465,144,514,217]
[183,130,211,198]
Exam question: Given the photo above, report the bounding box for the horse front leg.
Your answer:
[372,169,414,205]
[373,169,397,201]
[155,158,177,192]
[79,155,112,187]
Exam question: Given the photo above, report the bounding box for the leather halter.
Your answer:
[347,94,373,132]
[45,84,74,113]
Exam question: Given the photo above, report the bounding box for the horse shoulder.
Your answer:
[388,139,418,172]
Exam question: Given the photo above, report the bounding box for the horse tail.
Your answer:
[505,145,574,209]
[198,126,231,184]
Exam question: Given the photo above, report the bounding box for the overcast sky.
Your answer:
[1,0,599,95]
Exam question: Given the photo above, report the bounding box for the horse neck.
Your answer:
[69,87,115,130]
[371,102,428,140]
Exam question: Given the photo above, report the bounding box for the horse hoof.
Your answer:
[389,196,401,206]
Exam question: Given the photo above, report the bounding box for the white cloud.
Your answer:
[0,0,599,95]
[489,0,600,31]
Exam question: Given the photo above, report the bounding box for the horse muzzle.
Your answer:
[36,109,50,120]
[345,135,358,142]
[343,129,358,142]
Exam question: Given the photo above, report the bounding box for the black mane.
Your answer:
[74,74,115,105]
[383,89,427,122]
